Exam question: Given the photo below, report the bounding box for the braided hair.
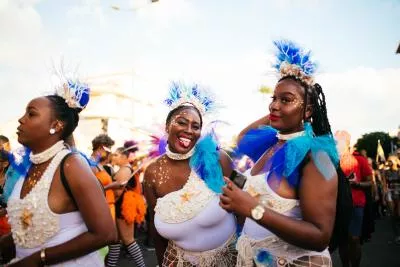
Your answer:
[279,76,332,136]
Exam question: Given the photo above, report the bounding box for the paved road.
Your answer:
[118,216,400,267]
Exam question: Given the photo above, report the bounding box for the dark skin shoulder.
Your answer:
[143,157,170,265]
[8,153,117,267]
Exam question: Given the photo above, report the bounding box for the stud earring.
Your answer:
[49,128,56,135]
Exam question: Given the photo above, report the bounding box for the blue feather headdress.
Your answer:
[164,82,216,116]
[57,80,90,110]
[273,40,317,86]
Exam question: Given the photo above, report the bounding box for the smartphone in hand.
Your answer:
[229,170,247,189]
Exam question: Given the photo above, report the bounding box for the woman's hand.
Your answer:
[219,177,258,218]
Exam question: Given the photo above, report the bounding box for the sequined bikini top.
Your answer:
[155,170,215,224]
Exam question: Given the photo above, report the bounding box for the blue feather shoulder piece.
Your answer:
[3,147,32,203]
[190,133,224,194]
[237,123,339,187]
[236,126,278,163]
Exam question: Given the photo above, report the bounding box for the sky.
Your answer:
[1,0,399,147]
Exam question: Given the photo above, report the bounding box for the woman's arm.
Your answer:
[220,153,337,251]
[219,150,233,177]
[0,233,15,263]
[104,181,124,190]
[143,165,168,265]
[12,154,118,266]
[113,166,133,199]
[237,115,270,143]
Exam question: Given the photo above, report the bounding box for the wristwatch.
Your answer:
[40,248,46,266]
[251,205,265,221]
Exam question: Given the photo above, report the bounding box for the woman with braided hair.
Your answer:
[220,40,339,266]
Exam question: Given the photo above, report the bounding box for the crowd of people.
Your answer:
[0,39,398,267]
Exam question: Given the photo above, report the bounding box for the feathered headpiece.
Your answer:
[164,82,216,116]
[57,79,90,110]
[273,40,317,86]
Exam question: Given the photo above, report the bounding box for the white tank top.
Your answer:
[154,170,236,251]
[7,149,103,266]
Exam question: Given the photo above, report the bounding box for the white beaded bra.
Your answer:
[7,149,69,248]
[244,171,299,214]
[155,170,215,224]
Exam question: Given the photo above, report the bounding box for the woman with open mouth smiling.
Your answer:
[143,82,237,267]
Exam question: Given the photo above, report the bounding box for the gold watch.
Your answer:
[251,205,265,221]
[40,248,46,266]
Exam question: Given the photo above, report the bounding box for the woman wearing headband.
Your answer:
[144,83,237,267]
[105,141,146,267]
[0,80,117,266]
[220,40,339,267]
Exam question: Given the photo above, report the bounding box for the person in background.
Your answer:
[106,141,146,267]
[338,145,372,267]
[383,156,400,244]
[91,134,115,177]
[0,136,11,153]
[0,143,11,237]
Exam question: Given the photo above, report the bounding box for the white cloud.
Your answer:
[1,0,398,149]
[66,0,106,27]
[0,0,45,66]
[134,0,194,23]
[319,67,400,142]
[271,0,321,9]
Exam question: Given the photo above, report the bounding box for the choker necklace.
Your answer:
[30,140,66,164]
[165,146,195,160]
[276,130,305,141]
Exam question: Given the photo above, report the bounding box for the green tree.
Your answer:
[259,85,272,95]
[355,132,393,160]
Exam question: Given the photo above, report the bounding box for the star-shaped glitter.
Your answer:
[180,192,194,202]
[247,185,260,197]
[21,208,33,230]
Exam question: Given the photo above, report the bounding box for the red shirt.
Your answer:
[350,152,373,207]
